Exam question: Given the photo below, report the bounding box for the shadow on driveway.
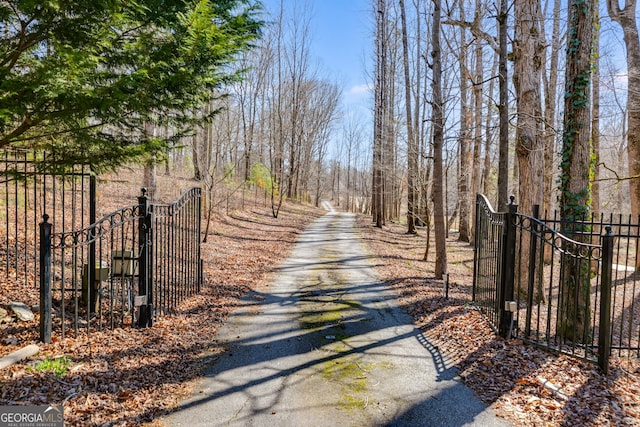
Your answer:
[163,212,510,427]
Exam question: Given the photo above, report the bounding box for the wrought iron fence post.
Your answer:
[147,200,154,327]
[39,214,52,343]
[197,188,202,293]
[472,194,480,302]
[88,173,97,313]
[499,196,517,338]
[138,188,153,328]
[598,226,614,374]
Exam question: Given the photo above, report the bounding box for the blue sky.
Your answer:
[306,0,372,100]
[259,0,373,120]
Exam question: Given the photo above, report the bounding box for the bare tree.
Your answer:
[455,3,472,242]
[482,52,499,197]
[383,9,400,222]
[607,1,640,228]
[299,80,341,204]
[541,0,562,217]
[283,5,313,200]
[373,0,387,228]
[514,0,544,219]
[592,7,601,215]
[399,0,418,234]
[341,113,365,212]
[497,0,509,209]
[410,0,424,228]
[236,47,270,182]
[430,0,447,278]
[470,0,486,243]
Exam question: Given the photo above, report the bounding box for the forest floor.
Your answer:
[1,180,639,425]
[358,217,640,426]
[0,188,322,426]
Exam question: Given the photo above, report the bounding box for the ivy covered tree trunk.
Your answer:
[558,0,595,342]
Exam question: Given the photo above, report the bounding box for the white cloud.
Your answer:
[344,83,373,112]
[347,83,373,95]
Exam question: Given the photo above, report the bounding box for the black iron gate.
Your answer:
[0,150,93,289]
[473,194,616,372]
[39,187,202,341]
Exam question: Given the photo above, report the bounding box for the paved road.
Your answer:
[163,210,510,427]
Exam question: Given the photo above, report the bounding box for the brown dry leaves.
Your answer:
[0,199,322,426]
[3,193,640,426]
[357,217,640,426]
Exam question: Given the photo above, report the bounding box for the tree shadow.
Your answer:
[158,269,508,426]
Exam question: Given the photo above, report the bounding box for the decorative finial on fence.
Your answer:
[141,188,147,197]
[509,195,516,205]
[605,225,613,235]
[42,214,49,223]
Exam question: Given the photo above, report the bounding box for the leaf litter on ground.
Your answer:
[0,184,323,425]
[357,216,640,427]
[1,189,639,426]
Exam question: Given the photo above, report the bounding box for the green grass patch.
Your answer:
[31,356,72,377]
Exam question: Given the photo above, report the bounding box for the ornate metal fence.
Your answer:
[150,187,202,317]
[472,194,507,330]
[473,194,616,373]
[530,211,640,360]
[39,188,202,341]
[0,150,92,289]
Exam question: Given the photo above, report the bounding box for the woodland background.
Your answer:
[2,0,640,425]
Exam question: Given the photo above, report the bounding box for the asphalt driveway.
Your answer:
[163,209,510,427]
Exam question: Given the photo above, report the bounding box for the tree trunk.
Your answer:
[384,32,397,224]
[399,0,418,234]
[457,5,471,243]
[541,0,562,265]
[413,0,424,227]
[497,0,510,209]
[592,9,601,216]
[470,0,484,244]
[143,160,157,201]
[482,52,498,197]
[514,0,544,215]
[543,0,561,216]
[143,122,157,200]
[431,0,447,279]
[558,0,595,342]
[514,0,544,296]
[607,0,640,268]
[373,0,387,228]
[192,133,202,181]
